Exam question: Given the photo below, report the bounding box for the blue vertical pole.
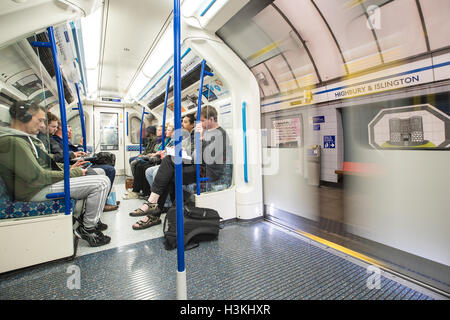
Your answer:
[75,83,87,152]
[161,76,172,150]
[173,0,186,300]
[242,102,248,183]
[139,107,148,154]
[194,60,213,195]
[195,60,207,196]
[47,26,71,215]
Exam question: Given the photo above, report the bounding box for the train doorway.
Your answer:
[93,106,125,175]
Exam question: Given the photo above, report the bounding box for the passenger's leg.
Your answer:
[30,175,111,246]
[129,156,138,164]
[130,159,139,176]
[132,161,197,228]
[92,164,116,190]
[145,165,159,188]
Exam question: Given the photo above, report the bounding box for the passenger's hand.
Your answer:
[81,168,88,176]
[71,159,87,169]
[74,151,87,157]
[195,122,203,139]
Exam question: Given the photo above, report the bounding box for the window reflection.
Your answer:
[100,112,118,150]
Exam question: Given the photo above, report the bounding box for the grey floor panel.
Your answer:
[0,221,436,300]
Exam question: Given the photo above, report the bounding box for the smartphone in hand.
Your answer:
[81,162,92,169]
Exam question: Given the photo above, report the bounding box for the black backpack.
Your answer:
[92,152,116,166]
[163,205,222,250]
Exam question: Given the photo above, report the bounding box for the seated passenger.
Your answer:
[125,125,174,199]
[143,114,196,206]
[131,106,231,230]
[128,125,158,167]
[50,119,118,212]
[37,111,58,152]
[0,101,111,247]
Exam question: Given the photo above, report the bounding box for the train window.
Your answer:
[68,115,84,146]
[99,112,119,150]
[129,115,141,144]
[0,103,11,127]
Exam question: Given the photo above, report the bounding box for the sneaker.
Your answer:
[75,225,111,247]
[96,220,108,231]
[123,191,139,200]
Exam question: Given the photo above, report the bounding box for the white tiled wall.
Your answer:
[262,103,344,183]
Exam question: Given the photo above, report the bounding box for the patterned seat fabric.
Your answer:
[183,164,233,194]
[0,176,76,220]
[126,145,141,152]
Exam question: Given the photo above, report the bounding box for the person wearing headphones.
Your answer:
[0,101,111,247]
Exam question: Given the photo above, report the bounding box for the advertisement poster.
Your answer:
[272,117,302,148]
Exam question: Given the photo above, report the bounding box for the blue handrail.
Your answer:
[161,76,172,150]
[139,107,149,154]
[195,60,214,195]
[200,0,217,17]
[75,83,87,152]
[242,102,248,183]
[32,27,71,215]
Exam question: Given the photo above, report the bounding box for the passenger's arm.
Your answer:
[11,138,83,186]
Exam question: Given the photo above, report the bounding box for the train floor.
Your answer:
[0,177,444,300]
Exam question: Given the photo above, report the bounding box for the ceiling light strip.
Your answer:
[138,48,191,101]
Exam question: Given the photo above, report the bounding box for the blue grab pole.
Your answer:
[161,76,172,150]
[44,27,71,214]
[173,0,186,300]
[75,83,87,152]
[195,60,214,195]
[242,102,248,183]
[126,112,129,136]
[139,107,148,154]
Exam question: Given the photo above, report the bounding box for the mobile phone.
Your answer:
[82,162,92,169]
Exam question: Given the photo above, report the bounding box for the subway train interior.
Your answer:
[0,0,449,301]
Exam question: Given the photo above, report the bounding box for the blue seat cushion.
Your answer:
[0,176,76,220]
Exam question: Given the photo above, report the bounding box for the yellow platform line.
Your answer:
[294,229,385,268]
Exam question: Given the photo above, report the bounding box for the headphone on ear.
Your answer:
[9,101,34,123]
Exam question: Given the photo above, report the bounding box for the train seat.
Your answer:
[0,176,76,220]
[183,164,233,194]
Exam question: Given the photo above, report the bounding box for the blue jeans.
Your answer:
[145,165,172,208]
[92,164,115,193]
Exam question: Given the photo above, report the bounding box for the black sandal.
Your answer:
[132,215,161,230]
[129,201,161,217]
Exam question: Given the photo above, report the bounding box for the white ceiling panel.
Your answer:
[251,63,280,97]
[315,0,382,73]
[419,0,450,51]
[274,0,346,81]
[375,0,427,63]
[98,0,172,99]
[264,55,297,93]
[252,4,317,88]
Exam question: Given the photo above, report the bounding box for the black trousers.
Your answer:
[152,156,200,209]
[132,160,156,196]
